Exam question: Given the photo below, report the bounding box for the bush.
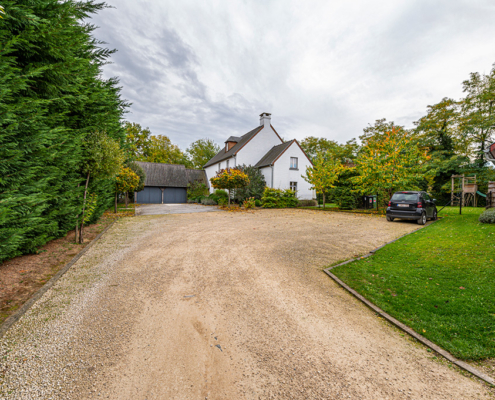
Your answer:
[187,180,208,199]
[261,188,298,208]
[298,199,317,207]
[209,189,228,204]
[479,208,495,224]
[234,165,267,202]
[217,197,228,206]
[243,197,256,209]
[201,197,217,205]
[334,187,358,210]
[255,199,262,207]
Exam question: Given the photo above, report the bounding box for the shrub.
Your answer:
[255,199,262,207]
[234,165,267,202]
[243,197,256,209]
[217,197,228,206]
[479,208,495,224]
[201,197,217,205]
[187,180,208,199]
[334,187,358,210]
[298,199,317,207]
[261,188,298,208]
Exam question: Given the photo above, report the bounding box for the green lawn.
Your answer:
[331,207,495,360]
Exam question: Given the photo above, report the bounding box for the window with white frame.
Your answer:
[290,181,297,192]
[226,159,230,169]
[290,157,298,169]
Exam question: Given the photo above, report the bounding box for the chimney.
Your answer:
[259,112,271,127]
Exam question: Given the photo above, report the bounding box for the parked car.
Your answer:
[386,191,437,225]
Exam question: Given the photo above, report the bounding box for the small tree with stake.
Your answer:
[78,131,124,243]
[303,152,342,208]
[210,168,250,206]
[115,166,140,212]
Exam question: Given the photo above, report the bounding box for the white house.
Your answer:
[204,113,315,200]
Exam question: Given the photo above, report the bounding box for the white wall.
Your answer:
[235,126,283,167]
[259,166,272,188]
[272,142,315,200]
[205,161,224,193]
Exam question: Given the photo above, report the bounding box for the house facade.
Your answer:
[204,113,314,200]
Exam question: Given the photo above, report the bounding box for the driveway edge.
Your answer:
[0,219,117,340]
[323,221,495,387]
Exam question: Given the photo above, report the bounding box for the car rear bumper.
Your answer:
[386,208,423,220]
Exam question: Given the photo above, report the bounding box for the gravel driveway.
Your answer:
[136,203,223,215]
[0,210,491,399]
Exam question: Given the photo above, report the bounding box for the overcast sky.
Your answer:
[91,0,495,150]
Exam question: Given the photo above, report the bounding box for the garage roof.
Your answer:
[136,162,206,188]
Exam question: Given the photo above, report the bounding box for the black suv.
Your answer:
[386,191,437,225]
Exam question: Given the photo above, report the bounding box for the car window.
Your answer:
[423,193,430,201]
[391,193,419,202]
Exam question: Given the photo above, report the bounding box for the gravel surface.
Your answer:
[135,203,223,215]
[0,209,491,399]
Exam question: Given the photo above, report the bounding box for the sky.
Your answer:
[91,0,495,150]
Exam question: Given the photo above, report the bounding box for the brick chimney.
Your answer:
[259,112,271,127]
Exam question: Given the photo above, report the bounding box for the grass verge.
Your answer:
[331,207,495,361]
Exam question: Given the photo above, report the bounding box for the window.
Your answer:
[290,181,297,192]
[290,157,298,169]
[391,193,418,202]
[226,159,230,169]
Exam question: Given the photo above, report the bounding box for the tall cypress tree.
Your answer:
[0,1,128,262]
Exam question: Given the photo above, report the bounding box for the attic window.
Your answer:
[290,157,298,170]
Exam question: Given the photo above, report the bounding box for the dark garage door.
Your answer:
[136,187,187,204]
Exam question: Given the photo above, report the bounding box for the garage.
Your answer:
[135,187,187,204]
[134,162,205,204]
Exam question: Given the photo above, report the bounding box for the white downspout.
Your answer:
[271,164,274,188]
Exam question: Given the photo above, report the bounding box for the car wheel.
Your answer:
[417,212,426,225]
[432,210,438,221]
[386,216,394,222]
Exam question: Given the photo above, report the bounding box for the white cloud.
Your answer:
[91,0,495,149]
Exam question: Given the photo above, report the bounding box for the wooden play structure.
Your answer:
[451,175,479,207]
[488,181,495,209]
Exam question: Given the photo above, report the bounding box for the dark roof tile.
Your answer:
[135,162,205,187]
[254,141,294,168]
[203,126,263,168]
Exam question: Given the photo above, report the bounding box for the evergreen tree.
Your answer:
[0,1,127,262]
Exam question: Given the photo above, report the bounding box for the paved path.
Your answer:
[0,210,491,399]
[136,203,223,215]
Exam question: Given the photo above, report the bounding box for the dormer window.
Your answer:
[225,136,240,152]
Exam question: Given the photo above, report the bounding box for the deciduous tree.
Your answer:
[352,127,430,207]
[210,169,250,206]
[115,166,140,212]
[79,131,124,243]
[187,138,220,169]
[302,152,342,208]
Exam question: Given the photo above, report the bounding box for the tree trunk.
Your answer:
[75,219,79,243]
[75,183,80,243]
[115,191,118,213]
[125,192,129,208]
[79,172,90,244]
[322,192,326,209]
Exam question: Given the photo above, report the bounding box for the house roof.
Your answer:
[225,136,240,143]
[136,162,206,187]
[186,168,207,185]
[203,126,263,168]
[255,140,294,168]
